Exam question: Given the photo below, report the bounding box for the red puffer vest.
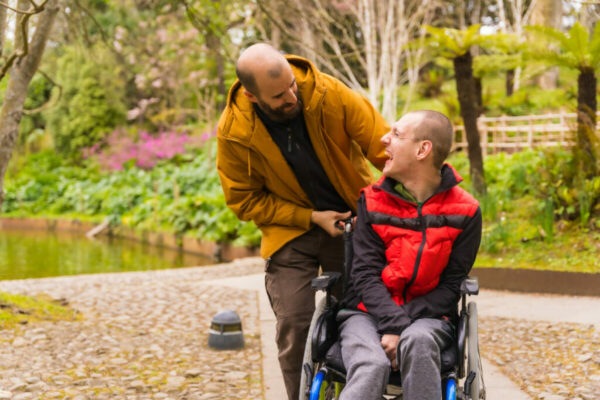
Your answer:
[357,165,479,311]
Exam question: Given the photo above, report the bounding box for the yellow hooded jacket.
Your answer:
[217,55,389,258]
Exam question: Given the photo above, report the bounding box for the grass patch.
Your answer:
[0,291,80,329]
[476,227,600,273]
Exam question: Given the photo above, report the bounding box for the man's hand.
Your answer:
[310,210,352,237]
[381,334,401,371]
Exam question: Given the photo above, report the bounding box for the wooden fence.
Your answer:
[453,111,600,154]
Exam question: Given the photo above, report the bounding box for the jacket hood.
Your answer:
[219,55,325,148]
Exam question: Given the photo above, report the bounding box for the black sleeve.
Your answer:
[350,194,412,335]
[404,206,482,320]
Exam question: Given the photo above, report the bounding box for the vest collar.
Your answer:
[373,163,463,204]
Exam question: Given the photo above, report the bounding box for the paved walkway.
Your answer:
[210,268,600,400]
[208,271,595,400]
[0,260,266,400]
[0,258,597,399]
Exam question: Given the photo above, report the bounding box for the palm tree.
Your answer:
[424,24,487,195]
[526,22,600,178]
[475,33,525,97]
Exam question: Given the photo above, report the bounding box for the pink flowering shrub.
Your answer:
[83,129,207,171]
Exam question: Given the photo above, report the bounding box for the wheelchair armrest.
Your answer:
[460,276,479,296]
[312,272,342,292]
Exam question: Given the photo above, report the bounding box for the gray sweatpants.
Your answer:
[337,310,453,400]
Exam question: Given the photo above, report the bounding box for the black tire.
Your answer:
[467,302,484,399]
[299,297,328,400]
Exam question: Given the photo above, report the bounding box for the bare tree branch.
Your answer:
[71,0,109,43]
[256,0,364,89]
[0,0,50,81]
[0,52,18,79]
[255,0,438,122]
[0,1,38,15]
[22,69,62,115]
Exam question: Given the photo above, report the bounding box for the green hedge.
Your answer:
[2,144,260,248]
[3,146,599,272]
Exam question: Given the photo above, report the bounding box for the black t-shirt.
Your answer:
[255,105,350,213]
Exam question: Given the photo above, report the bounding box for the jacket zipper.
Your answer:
[403,204,426,304]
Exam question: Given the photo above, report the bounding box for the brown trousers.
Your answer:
[265,226,344,400]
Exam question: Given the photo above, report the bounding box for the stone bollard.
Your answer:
[208,310,244,350]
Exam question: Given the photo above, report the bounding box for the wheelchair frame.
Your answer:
[299,220,486,400]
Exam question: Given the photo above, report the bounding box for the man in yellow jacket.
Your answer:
[217,43,388,400]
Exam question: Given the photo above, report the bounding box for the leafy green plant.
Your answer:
[480,217,510,253]
[2,141,261,248]
[418,67,446,98]
[46,46,127,157]
[537,198,555,242]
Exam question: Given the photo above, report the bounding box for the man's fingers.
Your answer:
[338,211,352,220]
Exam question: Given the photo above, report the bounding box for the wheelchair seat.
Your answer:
[322,335,458,386]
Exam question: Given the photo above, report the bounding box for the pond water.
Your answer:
[0,229,214,280]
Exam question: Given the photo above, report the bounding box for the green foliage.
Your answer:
[424,24,483,58]
[452,148,600,256]
[19,74,54,146]
[531,148,600,225]
[418,67,446,98]
[45,46,127,157]
[526,22,600,70]
[473,33,526,77]
[2,142,260,247]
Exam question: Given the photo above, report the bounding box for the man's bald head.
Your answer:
[235,43,288,96]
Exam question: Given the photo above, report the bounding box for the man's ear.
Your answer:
[243,88,259,103]
[416,140,433,161]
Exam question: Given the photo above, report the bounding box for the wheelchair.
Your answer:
[299,220,486,400]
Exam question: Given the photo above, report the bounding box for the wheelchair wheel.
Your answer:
[309,369,342,400]
[300,296,328,400]
[467,302,484,399]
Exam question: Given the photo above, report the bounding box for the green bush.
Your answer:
[1,143,260,247]
[19,74,54,147]
[451,147,599,248]
[45,46,127,157]
[5,144,598,253]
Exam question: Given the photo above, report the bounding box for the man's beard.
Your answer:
[257,91,303,122]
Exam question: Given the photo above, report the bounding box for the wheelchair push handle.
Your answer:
[334,217,355,233]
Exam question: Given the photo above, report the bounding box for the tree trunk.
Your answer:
[576,68,598,178]
[474,76,483,116]
[206,32,226,113]
[0,5,7,58]
[453,51,486,195]
[506,69,515,96]
[0,0,59,210]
